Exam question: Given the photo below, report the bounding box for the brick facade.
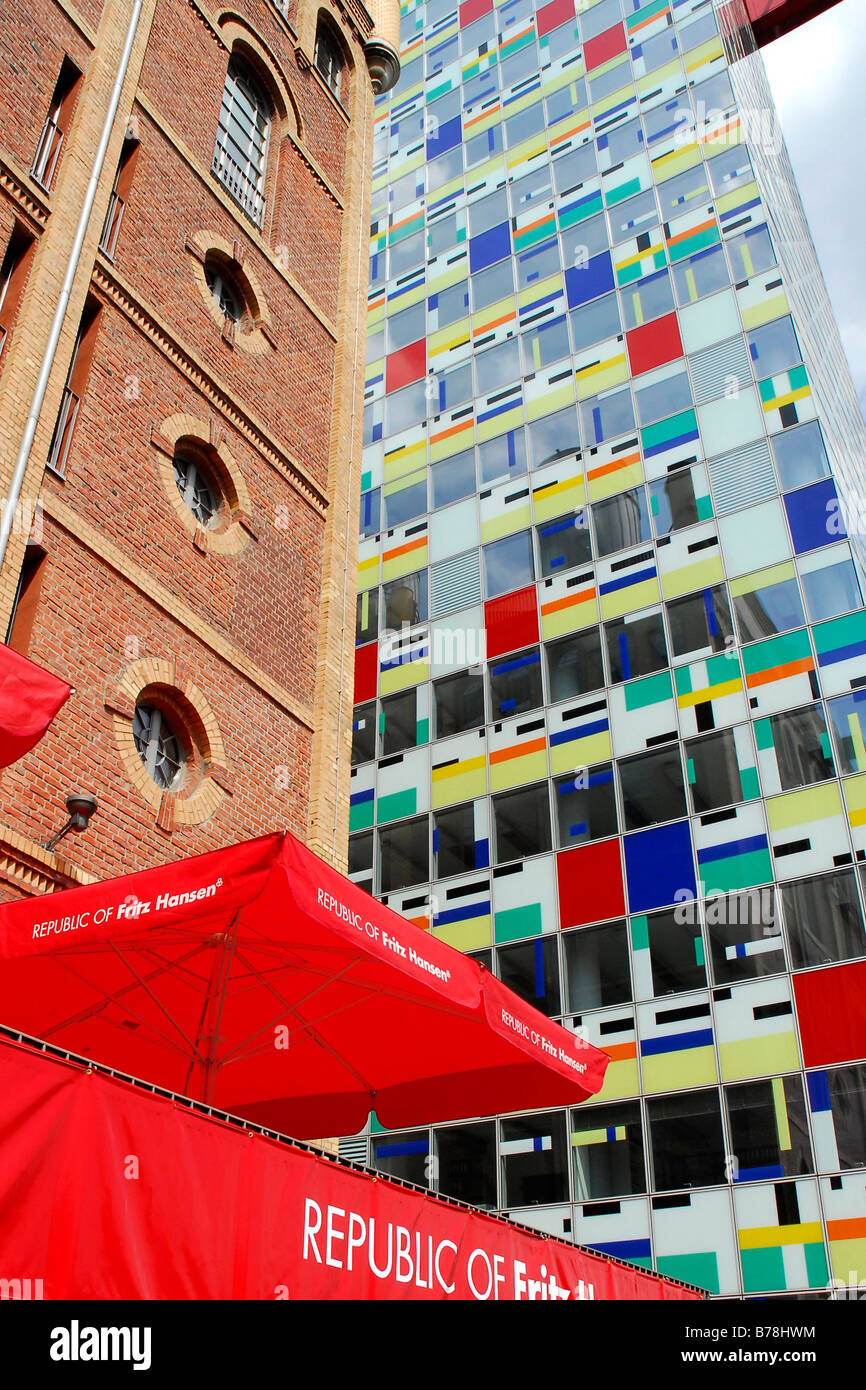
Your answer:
[0,0,395,899]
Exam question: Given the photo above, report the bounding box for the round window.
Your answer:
[133,703,185,790]
[204,257,243,323]
[173,451,220,528]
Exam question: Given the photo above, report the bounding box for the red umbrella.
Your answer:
[0,640,71,767]
[0,831,608,1137]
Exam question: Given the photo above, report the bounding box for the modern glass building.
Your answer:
[348,0,866,1296]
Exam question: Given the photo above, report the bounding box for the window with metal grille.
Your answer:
[133,704,185,790]
[173,450,220,528]
[314,24,344,99]
[212,59,270,226]
[203,258,242,323]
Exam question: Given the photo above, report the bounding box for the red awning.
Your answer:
[0,831,608,1137]
[0,640,71,768]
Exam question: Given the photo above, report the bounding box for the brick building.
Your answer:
[0,0,399,899]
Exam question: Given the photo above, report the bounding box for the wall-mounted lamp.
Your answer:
[44,792,99,852]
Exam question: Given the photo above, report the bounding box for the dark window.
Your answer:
[434,802,477,879]
[554,764,617,847]
[351,701,376,766]
[383,570,427,629]
[99,130,140,260]
[779,870,866,969]
[348,831,373,892]
[546,628,604,703]
[647,1089,726,1191]
[732,576,805,643]
[644,907,707,995]
[537,512,592,576]
[825,1064,866,1170]
[488,647,543,719]
[380,688,417,756]
[605,610,668,683]
[725,1076,813,1180]
[572,1101,645,1199]
[379,815,429,893]
[315,21,345,98]
[492,782,551,864]
[667,584,733,659]
[356,587,379,645]
[173,449,220,527]
[619,746,686,829]
[497,936,560,1016]
[501,1112,569,1206]
[32,57,82,191]
[0,224,36,365]
[685,727,752,814]
[47,296,101,478]
[705,888,780,985]
[133,703,184,790]
[5,546,47,656]
[593,487,651,557]
[563,921,630,1012]
[649,468,700,536]
[433,670,485,738]
[372,1129,428,1185]
[764,706,835,791]
[435,1122,497,1207]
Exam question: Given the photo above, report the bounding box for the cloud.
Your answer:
[762,0,866,409]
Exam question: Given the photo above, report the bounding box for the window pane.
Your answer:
[727,224,776,280]
[649,467,699,536]
[828,692,866,774]
[378,814,429,894]
[434,802,477,879]
[564,921,631,1012]
[657,164,708,218]
[478,427,527,486]
[580,385,635,445]
[383,570,427,628]
[593,486,651,557]
[372,1129,428,1185]
[521,315,571,374]
[620,747,686,830]
[779,869,866,969]
[380,688,417,756]
[537,512,592,576]
[763,705,835,791]
[356,587,379,645]
[352,701,376,765]
[770,421,830,492]
[433,670,485,738]
[497,936,561,1016]
[431,448,476,508]
[385,478,427,526]
[488,647,543,719]
[725,1076,813,1180]
[492,781,551,863]
[359,487,381,538]
[733,576,805,642]
[555,763,617,847]
[608,188,660,245]
[570,292,621,351]
[621,268,674,330]
[825,1064,866,1169]
[645,906,707,994]
[348,830,373,890]
[475,338,520,393]
[686,727,753,814]
[501,1112,569,1206]
[484,530,535,598]
[801,559,862,622]
[435,1122,497,1207]
[605,610,668,683]
[748,316,802,378]
[634,367,691,427]
[667,584,734,659]
[647,1089,726,1191]
[527,407,580,468]
[672,245,730,304]
[572,1100,645,1200]
[546,628,605,702]
[472,258,515,310]
[705,888,781,985]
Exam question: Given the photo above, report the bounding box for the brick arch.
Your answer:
[152,407,255,557]
[215,14,303,142]
[108,657,231,831]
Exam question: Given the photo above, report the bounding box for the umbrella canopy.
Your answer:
[0,831,608,1137]
[0,640,71,767]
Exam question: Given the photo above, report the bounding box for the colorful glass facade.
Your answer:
[348,0,866,1297]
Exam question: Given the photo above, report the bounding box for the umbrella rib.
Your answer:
[106,941,200,1053]
[39,943,210,1041]
[221,947,378,1093]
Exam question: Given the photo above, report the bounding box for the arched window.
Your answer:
[212,57,270,226]
[314,21,345,101]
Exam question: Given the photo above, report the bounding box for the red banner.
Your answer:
[0,1035,699,1301]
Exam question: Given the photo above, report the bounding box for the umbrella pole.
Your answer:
[193,912,240,1105]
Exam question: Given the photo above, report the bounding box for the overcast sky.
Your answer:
[762,0,866,417]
